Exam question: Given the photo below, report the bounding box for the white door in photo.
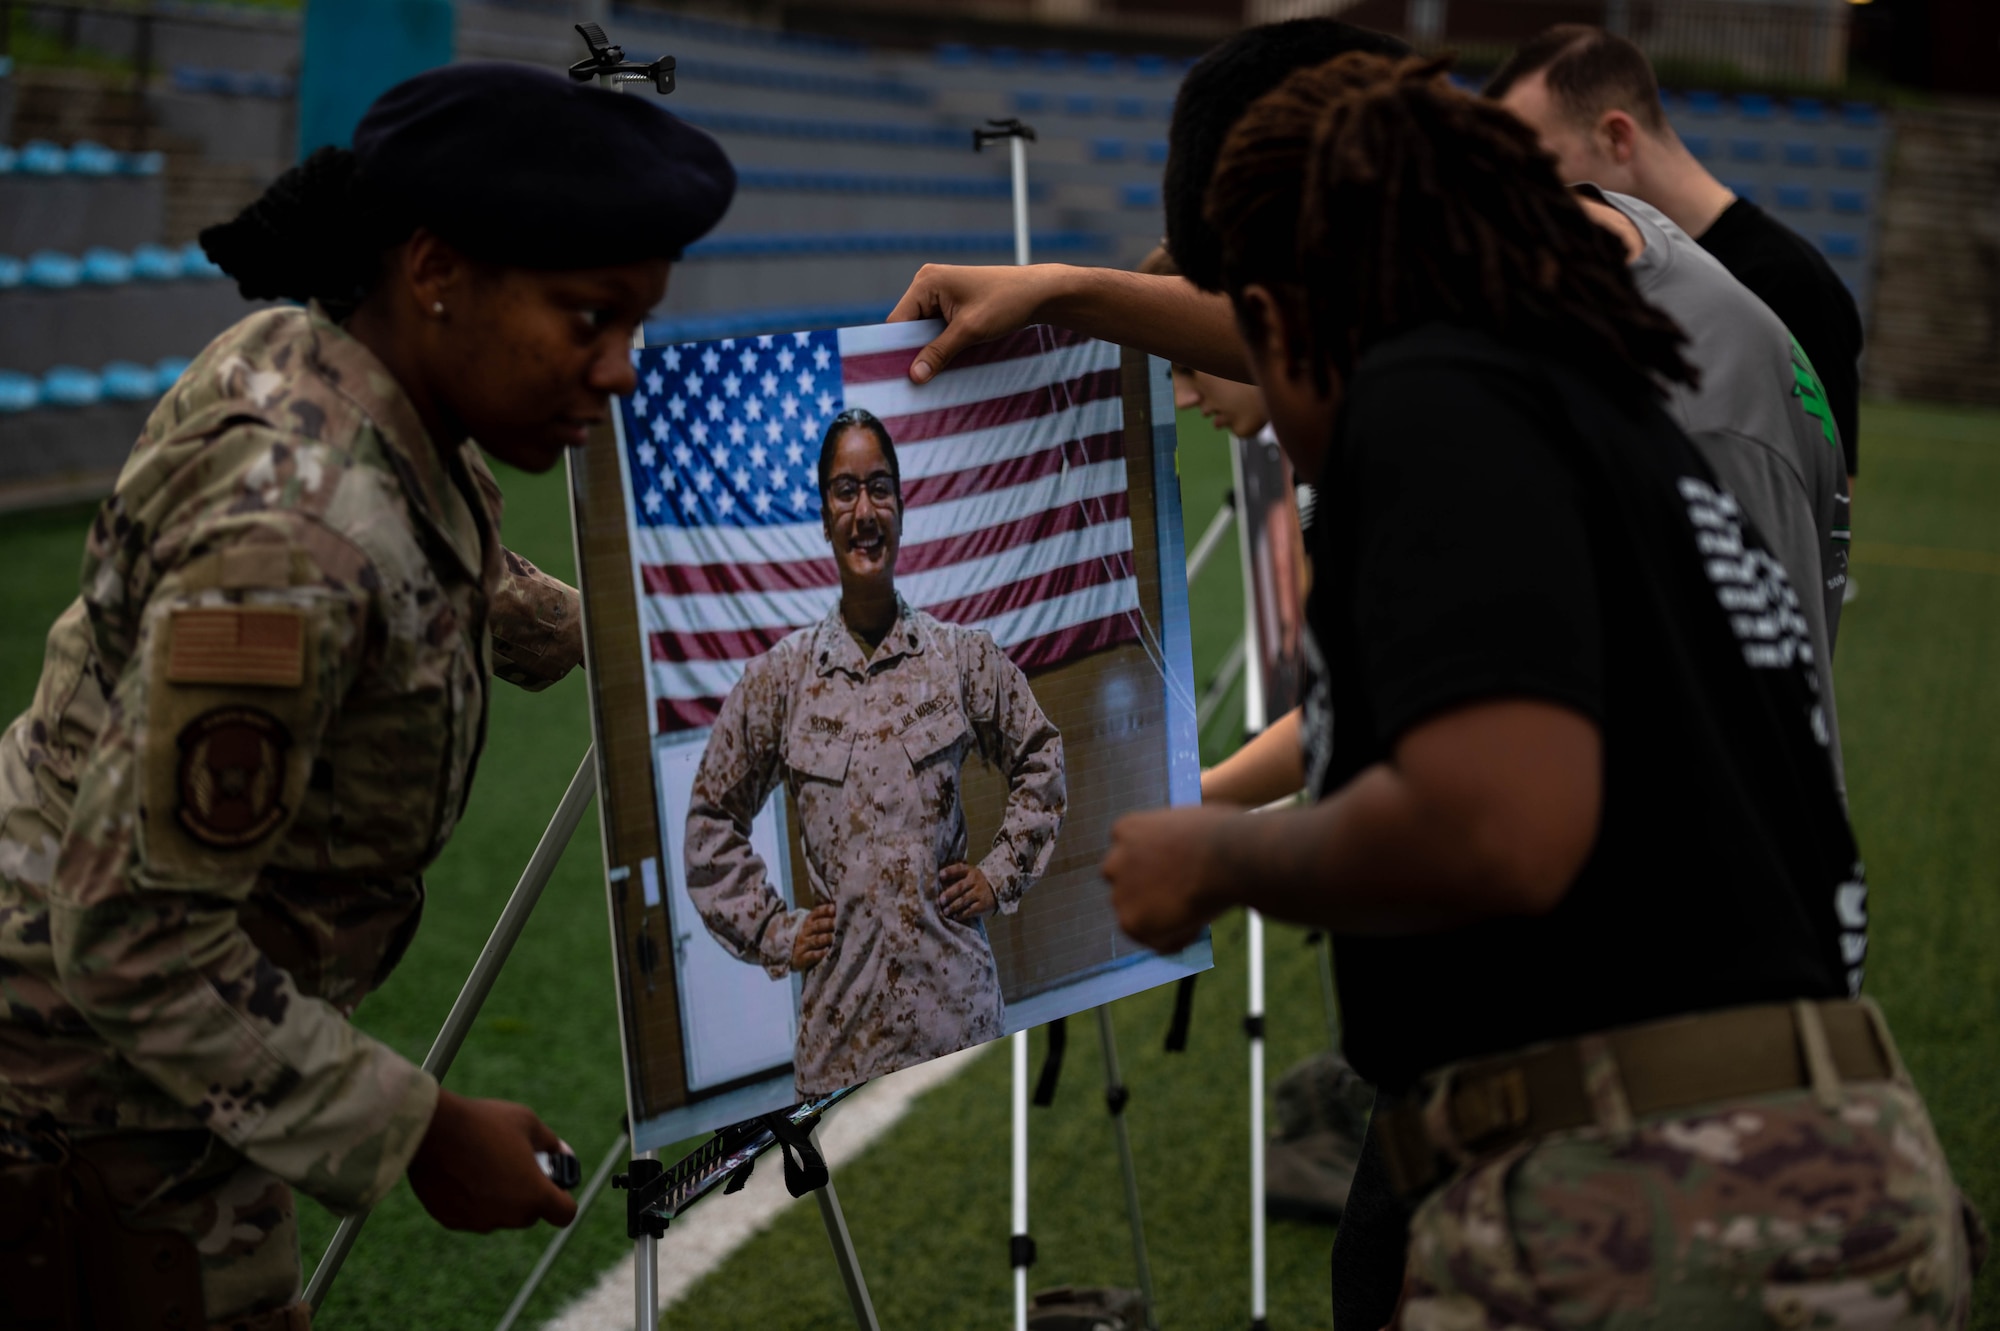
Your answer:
[654,734,799,1092]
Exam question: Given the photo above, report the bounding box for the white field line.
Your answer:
[540,1044,986,1330]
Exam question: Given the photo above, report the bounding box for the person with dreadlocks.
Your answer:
[1101,54,1978,1330]
[0,63,733,1328]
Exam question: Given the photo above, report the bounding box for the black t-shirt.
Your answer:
[1699,198,1865,476]
[1306,323,1864,1096]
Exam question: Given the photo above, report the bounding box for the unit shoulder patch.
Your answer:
[176,706,292,848]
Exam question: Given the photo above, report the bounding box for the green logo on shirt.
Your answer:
[1790,337,1841,455]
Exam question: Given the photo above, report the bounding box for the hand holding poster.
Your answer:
[571,319,1208,1147]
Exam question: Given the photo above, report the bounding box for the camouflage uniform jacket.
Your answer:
[686,599,1065,1095]
[0,305,581,1214]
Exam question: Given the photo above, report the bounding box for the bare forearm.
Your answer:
[1040,268,1250,381]
[1201,763,1539,934]
[1201,706,1305,806]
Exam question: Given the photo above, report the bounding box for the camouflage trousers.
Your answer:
[1398,1081,1984,1331]
[64,1127,304,1328]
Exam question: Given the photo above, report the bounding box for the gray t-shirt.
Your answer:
[1594,188,1851,793]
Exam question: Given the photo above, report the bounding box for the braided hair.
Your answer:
[198,147,415,314]
[1204,54,1696,405]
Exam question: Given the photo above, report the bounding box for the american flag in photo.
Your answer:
[615,322,1143,734]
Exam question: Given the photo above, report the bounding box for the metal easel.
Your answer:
[976,115,1162,1331]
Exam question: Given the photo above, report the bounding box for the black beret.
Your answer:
[351,61,735,268]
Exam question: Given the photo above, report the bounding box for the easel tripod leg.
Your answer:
[813,1150,882,1331]
[1248,908,1269,1331]
[494,1129,631,1331]
[635,1148,659,1330]
[1012,1028,1032,1331]
[305,747,599,1311]
[1095,1006,1158,1331]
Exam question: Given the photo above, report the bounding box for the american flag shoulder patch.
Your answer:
[165,607,305,688]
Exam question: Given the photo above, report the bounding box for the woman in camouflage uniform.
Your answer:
[686,409,1067,1097]
[0,64,733,1329]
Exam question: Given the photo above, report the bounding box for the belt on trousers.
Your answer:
[1372,997,1906,1203]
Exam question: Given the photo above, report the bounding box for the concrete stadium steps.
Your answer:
[723,191,1062,235]
[0,283,259,379]
[663,234,1116,313]
[2,175,166,254]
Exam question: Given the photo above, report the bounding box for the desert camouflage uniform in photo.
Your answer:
[687,599,1065,1095]
[1397,1036,1986,1330]
[0,305,581,1328]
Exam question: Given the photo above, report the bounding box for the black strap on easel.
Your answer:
[1163,975,1198,1052]
[1032,1016,1067,1106]
[764,1111,830,1197]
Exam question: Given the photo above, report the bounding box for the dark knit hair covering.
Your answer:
[1485,25,1669,132]
[817,408,902,514]
[1204,54,1696,407]
[1163,19,1411,293]
[200,62,735,309]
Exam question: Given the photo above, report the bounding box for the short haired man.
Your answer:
[1487,25,1866,494]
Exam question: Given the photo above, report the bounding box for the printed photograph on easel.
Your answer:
[570,319,1210,1146]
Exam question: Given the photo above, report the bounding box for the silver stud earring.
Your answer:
[431,300,445,316]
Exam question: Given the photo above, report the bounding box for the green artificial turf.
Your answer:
[0,398,1993,1329]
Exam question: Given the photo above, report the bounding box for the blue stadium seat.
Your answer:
[66,141,119,175]
[1085,52,1119,75]
[1790,98,1827,124]
[100,361,156,401]
[1828,188,1867,215]
[80,247,134,284]
[0,370,37,413]
[1723,180,1760,205]
[1037,49,1071,73]
[987,47,1022,69]
[1820,232,1862,259]
[1841,102,1882,127]
[1730,138,1767,163]
[0,145,14,172]
[1737,92,1775,120]
[1091,138,1127,162]
[1782,141,1820,168]
[1682,134,1714,160]
[934,43,974,66]
[168,64,289,99]
[40,366,100,407]
[18,140,65,174]
[1014,90,1048,113]
[1064,94,1097,116]
[1684,90,1724,116]
[155,357,192,390]
[131,244,183,279]
[1143,141,1168,166]
[1774,184,1813,212]
[1121,183,1161,209]
[0,255,21,289]
[1835,145,1872,171]
[1135,54,1168,77]
[1114,97,1146,118]
[25,251,81,287]
[123,150,164,176]
[179,242,225,279]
